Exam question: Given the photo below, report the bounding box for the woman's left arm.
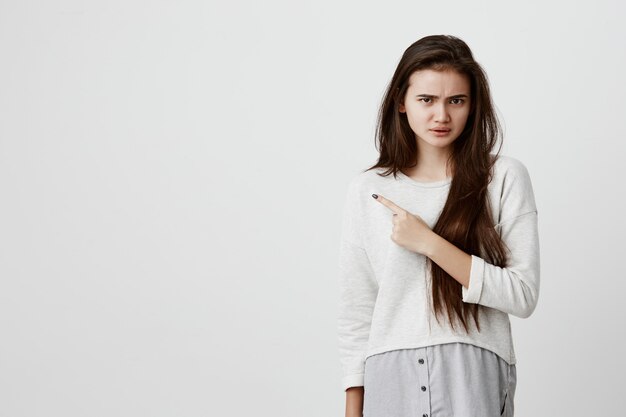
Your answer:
[426,158,540,318]
[374,157,540,319]
[425,209,540,319]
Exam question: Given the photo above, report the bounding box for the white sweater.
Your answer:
[337,155,540,391]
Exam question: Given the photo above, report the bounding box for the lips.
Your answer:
[431,128,451,132]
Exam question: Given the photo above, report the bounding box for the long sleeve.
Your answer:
[337,176,379,391]
[462,159,541,319]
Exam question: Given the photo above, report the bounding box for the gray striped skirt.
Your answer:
[363,342,516,417]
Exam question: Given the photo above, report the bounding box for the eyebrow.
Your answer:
[416,94,469,99]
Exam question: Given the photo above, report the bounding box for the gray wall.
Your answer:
[0,0,624,416]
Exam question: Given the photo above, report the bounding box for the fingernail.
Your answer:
[372,194,378,199]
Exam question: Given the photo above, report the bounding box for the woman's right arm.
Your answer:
[338,177,378,412]
[345,386,364,417]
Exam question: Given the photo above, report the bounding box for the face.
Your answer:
[398,69,471,152]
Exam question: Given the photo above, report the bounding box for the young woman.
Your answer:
[337,35,540,417]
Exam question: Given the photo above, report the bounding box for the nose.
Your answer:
[434,102,451,123]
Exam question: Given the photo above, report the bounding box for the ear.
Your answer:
[396,87,405,113]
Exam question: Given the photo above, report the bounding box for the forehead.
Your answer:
[407,69,470,91]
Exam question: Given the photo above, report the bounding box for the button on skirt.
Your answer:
[363,342,516,417]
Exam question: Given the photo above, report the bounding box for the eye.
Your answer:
[418,98,432,103]
[450,98,465,104]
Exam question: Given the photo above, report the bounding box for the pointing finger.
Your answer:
[372,194,406,215]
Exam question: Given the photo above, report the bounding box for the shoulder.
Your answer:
[492,154,531,180]
[340,168,388,246]
[342,167,396,218]
[489,154,538,220]
[491,154,536,194]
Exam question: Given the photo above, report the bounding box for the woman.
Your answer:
[337,35,540,417]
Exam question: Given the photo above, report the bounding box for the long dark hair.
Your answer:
[365,34,508,333]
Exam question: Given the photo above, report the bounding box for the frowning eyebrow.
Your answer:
[416,94,469,99]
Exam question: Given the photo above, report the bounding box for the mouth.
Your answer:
[430,128,451,135]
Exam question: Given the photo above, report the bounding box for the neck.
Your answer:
[407,145,453,179]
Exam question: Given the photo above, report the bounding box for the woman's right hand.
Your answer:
[345,386,364,417]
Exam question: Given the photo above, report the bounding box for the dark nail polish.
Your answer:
[372,194,378,199]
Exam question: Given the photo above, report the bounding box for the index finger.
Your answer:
[372,194,406,215]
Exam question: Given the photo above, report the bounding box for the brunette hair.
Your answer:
[365,34,508,333]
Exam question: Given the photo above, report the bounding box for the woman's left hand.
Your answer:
[372,193,436,256]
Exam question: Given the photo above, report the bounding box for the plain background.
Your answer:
[1,0,625,416]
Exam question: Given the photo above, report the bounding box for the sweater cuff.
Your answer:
[462,254,485,304]
[342,373,364,391]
